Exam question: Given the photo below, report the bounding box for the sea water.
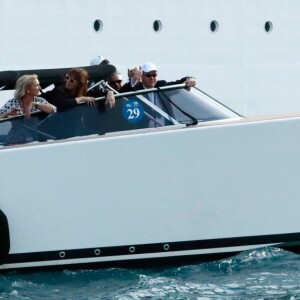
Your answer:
[1,247,300,299]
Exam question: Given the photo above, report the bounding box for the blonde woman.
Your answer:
[0,74,56,119]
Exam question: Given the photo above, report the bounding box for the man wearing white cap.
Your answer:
[131,62,196,127]
[133,62,196,90]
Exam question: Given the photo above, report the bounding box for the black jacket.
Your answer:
[132,77,188,91]
[41,88,77,112]
[41,87,107,112]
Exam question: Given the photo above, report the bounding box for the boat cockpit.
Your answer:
[0,66,242,147]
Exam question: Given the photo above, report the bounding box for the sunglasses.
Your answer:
[65,75,77,83]
[144,73,157,78]
[110,80,122,84]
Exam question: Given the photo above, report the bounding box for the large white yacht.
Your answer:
[1,0,300,116]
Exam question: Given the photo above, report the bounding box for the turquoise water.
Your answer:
[1,247,300,299]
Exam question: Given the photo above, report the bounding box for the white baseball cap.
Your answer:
[141,62,157,73]
[90,55,108,66]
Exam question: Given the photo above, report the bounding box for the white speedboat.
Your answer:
[0,65,300,272]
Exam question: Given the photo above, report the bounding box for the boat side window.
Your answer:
[0,93,174,146]
[155,87,238,123]
[0,87,239,147]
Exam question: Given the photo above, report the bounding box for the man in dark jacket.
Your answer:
[131,63,196,127]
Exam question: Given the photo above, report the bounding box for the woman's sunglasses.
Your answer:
[65,75,77,83]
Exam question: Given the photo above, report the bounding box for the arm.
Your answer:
[165,77,196,87]
[75,96,95,107]
[128,66,142,87]
[119,82,134,93]
[87,89,115,108]
[33,102,56,114]
[0,108,22,119]
[41,88,77,111]
[0,99,23,119]
[104,90,115,108]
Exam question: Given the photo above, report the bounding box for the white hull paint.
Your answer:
[1,115,300,270]
[1,0,300,116]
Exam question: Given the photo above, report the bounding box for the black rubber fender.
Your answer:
[0,210,10,264]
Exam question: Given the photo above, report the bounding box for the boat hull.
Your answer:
[1,115,300,271]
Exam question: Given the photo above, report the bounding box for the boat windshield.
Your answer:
[0,85,240,146]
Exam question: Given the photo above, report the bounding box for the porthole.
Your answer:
[129,246,135,253]
[210,20,219,32]
[163,244,170,251]
[265,21,273,33]
[153,20,162,32]
[94,19,103,32]
[94,249,101,256]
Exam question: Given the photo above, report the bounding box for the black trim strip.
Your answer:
[5,232,300,265]
[1,252,241,273]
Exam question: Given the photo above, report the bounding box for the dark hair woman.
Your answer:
[64,68,89,97]
[41,68,96,111]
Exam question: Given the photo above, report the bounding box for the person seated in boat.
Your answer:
[89,54,141,91]
[0,74,56,119]
[41,68,115,111]
[89,54,142,94]
[108,71,124,92]
[130,63,196,127]
[133,62,196,91]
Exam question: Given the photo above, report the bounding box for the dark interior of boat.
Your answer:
[0,64,116,90]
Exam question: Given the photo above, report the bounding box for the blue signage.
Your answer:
[122,99,144,123]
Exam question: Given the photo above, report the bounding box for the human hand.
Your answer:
[128,66,142,80]
[0,107,23,119]
[128,66,142,87]
[85,96,95,107]
[185,77,196,89]
[76,96,95,107]
[105,90,115,109]
[9,108,23,116]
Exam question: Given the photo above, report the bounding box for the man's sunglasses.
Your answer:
[144,73,157,78]
[110,80,122,84]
